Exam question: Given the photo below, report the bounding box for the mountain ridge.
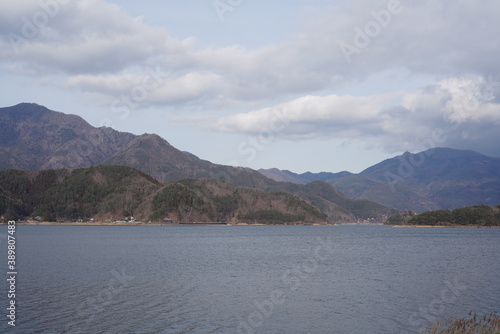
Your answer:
[4,103,498,213]
[0,103,274,188]
[0,103,394,221]
[258,168,353,184]
[260,148,500,212]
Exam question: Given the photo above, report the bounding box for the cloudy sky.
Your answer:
[1,0,499,173]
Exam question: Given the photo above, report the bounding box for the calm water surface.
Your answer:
[1,225,499,334]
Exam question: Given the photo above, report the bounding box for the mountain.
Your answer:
[0,103,94,170]
[101,133,273,187]
[0,103,274,188]
[0,103,131,170]
[0,165,328,224]
[352,148,500,211]
[259,148,500,212]
[0,103,393,221]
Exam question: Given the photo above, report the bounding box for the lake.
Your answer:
[1,225,499,333]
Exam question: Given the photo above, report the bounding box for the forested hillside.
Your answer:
[0,166,328,224]
[385,205,500,226]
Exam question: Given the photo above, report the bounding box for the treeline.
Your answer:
[150,182,240,222]
[0,166,161,221]
[150,179,328,224]
[386,205,500,226]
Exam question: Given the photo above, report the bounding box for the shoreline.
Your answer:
[0,221,381,226]
[1,221,326,226]
[6,222,497,228]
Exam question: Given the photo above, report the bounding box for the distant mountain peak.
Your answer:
[15,102,49,109]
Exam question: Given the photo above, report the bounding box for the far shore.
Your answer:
[0,221,384,226]
[7,222,497,227]
[1,221,324,226]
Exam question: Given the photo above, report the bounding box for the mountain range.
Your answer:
[260,148,500,212]
[1,103,498,219]
[0,103,395,222]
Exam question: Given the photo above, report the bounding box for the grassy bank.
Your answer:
[424,312,499,334]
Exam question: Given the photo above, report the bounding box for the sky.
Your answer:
[1,0,499,173]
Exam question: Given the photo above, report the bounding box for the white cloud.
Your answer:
[214,92,399,139]
[213,75,500,155]
[148,72,221,104]
[68,70,221,106]
[403,76,500,124]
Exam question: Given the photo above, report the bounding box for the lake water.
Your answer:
[1,225,499,334]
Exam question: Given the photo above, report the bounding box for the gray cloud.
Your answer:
[1,0,499,156]
[213,76,500,156]
[0,0,184,74]
[3,1,499,88]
